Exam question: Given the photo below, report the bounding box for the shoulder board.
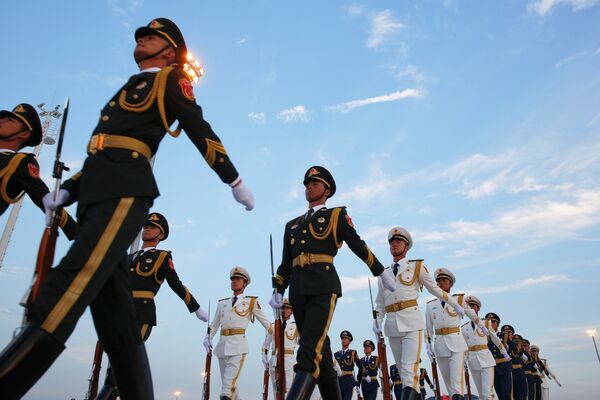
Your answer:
[461,322,470,327]
[408,259,424,262]
[329,206,347,211]
[427,298,438,304]
[218,297,230,302]
[245,295,257,299]
[452,293,464,297]
[154,249,171,254]
[288,321,296,325]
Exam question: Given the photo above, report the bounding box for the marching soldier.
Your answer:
[484,313,512,400]
[521,338,537,400]
[389,364,402,399]
[0,103,77,238]
[418,366,433,400]
[530,345,560,400]
[333,330,362,400]
[501,326,528,400]
[373,227,465,400]
[357,340,380,400]
[205,267,271,400]
[0,18,254,400]
[424,268,488,400]
[529,344,543,400]
[270,166,395,399]
[262,298,299,396]
[461,296,505,400]
[96,212,208,399]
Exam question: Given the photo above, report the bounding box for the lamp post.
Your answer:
[586,329,600,365]
[174,391,181,400]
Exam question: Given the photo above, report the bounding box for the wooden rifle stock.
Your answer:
[85,341,103,400]
[376,336,392,400]
[274,317,285,400]
[202,350,212,400]
[431,359,441,400]
[263,368,269,400]
[464,362,472,400]
[28,222,58,309]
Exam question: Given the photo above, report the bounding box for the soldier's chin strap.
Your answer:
[135,43,173,64]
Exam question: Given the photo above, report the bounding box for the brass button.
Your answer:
[300,240,305,244]
[133,94,139,99]
[108,101,116,107]
[130,268,134,271]
[325,265,330,271]
[143,300,147,304]
[131,151,139,159]
[101,115,109,121]
[302,230,307,233]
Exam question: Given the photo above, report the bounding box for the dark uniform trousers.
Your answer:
[360,381,379,400]
[488,336,513,400]
[338,375,357,400]
[335,349,360,400]
[358,356,380,400]
[393,383,402,400]
[390,364,402,399]
[525,374,536,400]
[275,206,385,397]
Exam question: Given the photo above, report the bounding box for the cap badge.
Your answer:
[13,105,26,113]
[149,20,163,29]
[308,167,319,176]
[149,214,159,221]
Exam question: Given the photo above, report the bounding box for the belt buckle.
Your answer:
[88,134,106,154]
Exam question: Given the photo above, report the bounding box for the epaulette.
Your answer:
[218,297,230,302]
[452,293,464,297]
[245,295,258,299]
[153,249,171,254]
[461,322,470,328]
[427,298,438,304]
[409,259,424,262]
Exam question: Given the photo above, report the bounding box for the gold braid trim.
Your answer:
[364,247,375,268]
[399,259,422,286]
[203,138,228,167]
[308,208,342,245]
[183,287,191,305]
[0,153,27,204]
[134,251,168,287]
[59,209,69,227]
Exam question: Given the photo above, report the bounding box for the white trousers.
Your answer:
[468,363,495,400]
[387,330,423,389]
[437,351,464,397]
[218,353,247,399]
[269,355,294,396]
[541,385,550,400]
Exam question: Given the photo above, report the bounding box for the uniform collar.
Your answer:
[391,258,408,268]
[309,204,326,213]
[0,148,16,154]
[139,67,161,74]
[140,246,156,254]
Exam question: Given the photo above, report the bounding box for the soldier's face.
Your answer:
[389,239,407,257]
[436,277,452,292]
[142,224,163,241]
[341,337,350,347]
[0,117,26,136]
[470,304,480,314]
[282,307,292,319]
[363,345,372,355]
[134,33,173,63]
[304,181,329,202]
[491,320,498,331]
[230,276,246,292]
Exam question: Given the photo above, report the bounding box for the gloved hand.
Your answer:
[203,335,212,353]
[521,353,529,362]
[269,292,284,317]
[378,269,396,292]
[452,303,465,318]
[261,352,270,369]
[480,325,490,336]
[372,319,382,336]
[334,363,342,376]
[355,387,362,398]
[365,375,371,383]
[42,189,70,226]
[195,307,209,322]
[426,342,435,361]
[501,349,510,359]
[231,179,255,211]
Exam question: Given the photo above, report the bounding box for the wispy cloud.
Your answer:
[468,275,575,295]
[236,38,247,45]
[528,0,600,16]
[248,112,266,124]
[345,4,365,17]
[277,105,310,123]
[555,47,600,67]
[326,88,424,113]
[367,10,404,49]
[107,0,144,28]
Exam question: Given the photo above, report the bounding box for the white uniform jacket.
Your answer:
[262,319,299,358]
[375,258,458,336]
[425,294,483,356]
[462,319,502,369]
[209,294,272,357]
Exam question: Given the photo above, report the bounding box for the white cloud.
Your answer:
[107,0,144,28]
[528,0,600,16]
[277,105,310,123]
[555,47,600,68]
[345,4,364,17]
[339,275,372,293]
[326,88,424,113]
[247,112,266,124]
[236,38,247,45]
[467,275,575,296]
[367,10,404,49]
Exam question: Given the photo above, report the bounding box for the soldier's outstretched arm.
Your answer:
[262,323,274,353]
[419,267,450,303]
[159,253,200,313]
[425,303,434,343]
[208,301,222,339]
[337,208,384,276]
[274,221,295,295]
[461,300,483,328]
[374,278,386,326]
[252,298,274,334]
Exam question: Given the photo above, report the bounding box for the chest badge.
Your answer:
[290,238,295,245]
[146,259,152,263]
[317,217,325,223]
[136,81,148,90]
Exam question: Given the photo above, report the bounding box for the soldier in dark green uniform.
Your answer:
[0,18,253,400]
[357,340,380,400]
[96,212,208,399]
[269,166,396,400]
[0,103,77,238]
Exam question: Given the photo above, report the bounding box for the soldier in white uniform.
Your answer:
[530,345,560,400]
[373,227,466,400]
[262,298,299,397]
[461,295,507,400]
[203,267,272,400]
[425,268,487,400]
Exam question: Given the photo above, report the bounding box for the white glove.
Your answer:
[195,307,208,322]
[261,352,270,369]
[355,387,362,398]
[269,292,284,317]
[365,375,371,383]
[231,179,255,211]
[480,325,489,336]
[452,303,465,318]
[426,342,435,361]
[501,349,510,359]
[521,353,528,362]
[334,363,342,376]
[203,335,212,353]
[379,269,396,292]
[42,189,70,226]
[372,319,382,336]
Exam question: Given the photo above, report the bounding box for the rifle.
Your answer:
[429,341,442,400]
[202,300,212,400]
[23,98,70,323]
[464,361,472,400]
[368,278,391,400]
[270,234,285,399]
[262,367,269,400]
[85,341,103,400]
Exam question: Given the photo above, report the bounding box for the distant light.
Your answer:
[201,371,206,376]
[586,329,597,337]
[174,391,181,396]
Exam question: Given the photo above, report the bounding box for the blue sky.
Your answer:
[1,1,599,398]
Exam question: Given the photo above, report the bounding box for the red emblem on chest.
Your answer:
[27,162,40,178]
[178,78,195,101]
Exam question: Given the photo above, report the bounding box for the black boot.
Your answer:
[0,324,65,400]
[219,397,231,400]
[400,386,421,400]
[106,342,153,400]
[95,383,118,400]
[286,370,317,400]
[451,395,464,400]
[317,375,342,400]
